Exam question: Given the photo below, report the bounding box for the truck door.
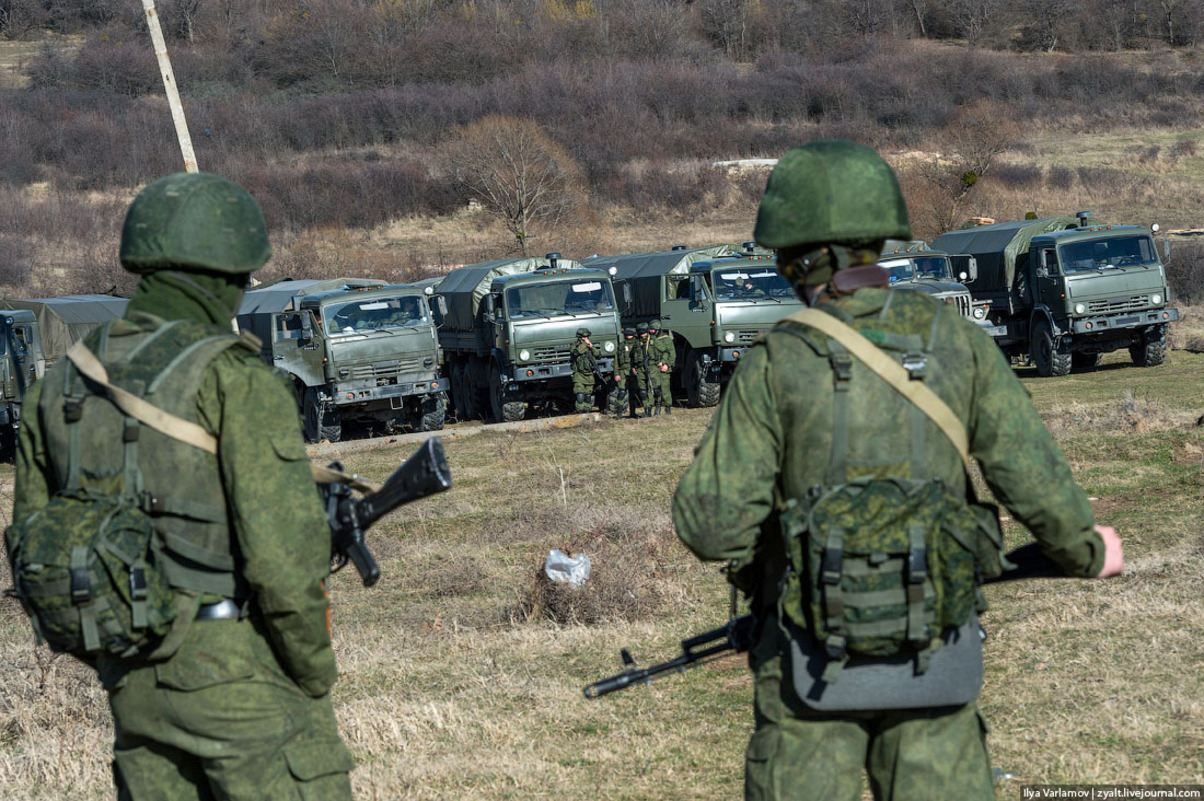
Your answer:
[1032,247,1062,312]
[272,310,326,386]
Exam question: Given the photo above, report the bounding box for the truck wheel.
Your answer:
[1031,319,1072,377]
[487,365,525,423]
[303,387,342,443]
[1071,352,1101,370]
[685,349,721,408]
[1130,337,1166,367]
[417,393,446,432]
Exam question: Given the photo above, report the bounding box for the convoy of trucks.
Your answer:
[0,213,1184,451]
[236,278,448,442]
[933,213,1180,376]
[582,243,803,407]
[432,253,624,423]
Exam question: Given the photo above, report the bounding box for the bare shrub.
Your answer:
[1170,138,1198,159]
[511,526,676,626]
[0,235,33,289]
[1047,165,1075,190]
[443,116,585,255]
[993,163,1042,190]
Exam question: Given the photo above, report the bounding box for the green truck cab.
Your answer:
[877,240,1000,335]
[933,213,1180,376]
[583,244,803,407]
[0,295,128,453]
[434,254,624,423]
[237,278,446,442]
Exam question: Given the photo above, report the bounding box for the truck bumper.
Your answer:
[718,347,750,363]
[332,376,446,407]
[979,322,1008,338]
[1070,307,1179,335]
[508,357,614,382]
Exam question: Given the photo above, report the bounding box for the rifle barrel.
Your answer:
[355,438,451,531]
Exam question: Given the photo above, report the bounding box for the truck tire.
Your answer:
[1031,319,1072,377]
[1130,337,1166,367]
[488,365,525,423]
[417,393,446,432]
[1071,352,1101,370]
[685,349,721,408]
[303,387,342,443]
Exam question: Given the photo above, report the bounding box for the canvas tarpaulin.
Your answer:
[1,295,128,361]
[436,256,581,332]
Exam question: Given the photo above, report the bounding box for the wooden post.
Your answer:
[140,0,198,173]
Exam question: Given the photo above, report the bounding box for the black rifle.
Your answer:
[320,437,452,587]
[582,541,1062,699]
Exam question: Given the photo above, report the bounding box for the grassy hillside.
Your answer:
[1,348,1200,798]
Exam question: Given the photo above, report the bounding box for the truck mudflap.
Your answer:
[1070,307,1179,335]
[331,377,445,406]
[509,357,615,382]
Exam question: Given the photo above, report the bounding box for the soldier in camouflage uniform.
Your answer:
[631,322,652,417]
[648,318,675,415]
[671,141,1124,801]
[609,326,633,418]
[571,327,597,413]
[12,173,354,800]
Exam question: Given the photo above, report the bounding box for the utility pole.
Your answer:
[140,0,198,173]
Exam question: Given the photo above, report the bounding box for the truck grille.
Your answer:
[530,345,570,364]
[350,358,423,384]
[733,330,761,345]
[940,293,972,318]
[1087,295,1150,314]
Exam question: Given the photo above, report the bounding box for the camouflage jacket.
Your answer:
[615,340,631,375]
[631,337,652,375]
[673,288,1103,615]
[14,312,338,697]
[651,331,675,369]
[571,340,597,376]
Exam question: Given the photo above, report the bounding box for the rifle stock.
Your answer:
[583,541,1068,699]
[320,437,452,587]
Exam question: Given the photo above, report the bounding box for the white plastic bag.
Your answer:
[544,549,591,588]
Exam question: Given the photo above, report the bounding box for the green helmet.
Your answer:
[649,319,662,331]
[576,327,592,338]
[120,172,272,275]
[754,141,910,251]
[623,327,636,337]
[636,323,649,335]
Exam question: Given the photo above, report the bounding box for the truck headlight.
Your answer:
[724,331,736,343]
[1074,303,1086,315]
[972,306,986,320]
[1151,293,1162,305]
[604,340,615,353]
[519,349,530,361]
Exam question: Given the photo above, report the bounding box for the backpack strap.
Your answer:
[784,308,972,469]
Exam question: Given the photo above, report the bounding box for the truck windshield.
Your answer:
[711,269,794,300]
[505,280,616,318]
[1059,236,1158,274]
[325,296,428,334]
[880,256,952,282]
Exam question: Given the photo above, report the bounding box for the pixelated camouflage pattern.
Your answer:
[13,281,349,798]
[571,340,597,404]
[649,330,675,406]
[7,490,176,656]
[780,478,980,659]
[745,620,993,801]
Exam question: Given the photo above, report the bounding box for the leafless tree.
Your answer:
[948,0,1000,45]
[446,116,585,255]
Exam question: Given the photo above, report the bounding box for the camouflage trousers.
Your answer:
[99,615,353,801]
[745,620,993,801]
[572,373,595,412]
[649,368,672,408]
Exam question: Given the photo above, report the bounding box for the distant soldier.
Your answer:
[609,326,633,417]
[571,327,597,413]
[648,318,675,415]
[632,322,653,417]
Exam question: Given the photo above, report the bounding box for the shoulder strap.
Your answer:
[65,340,378,492]
[783,309,971,469]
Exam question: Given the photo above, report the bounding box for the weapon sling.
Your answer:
[783,308,971,468]
[66,341,375,492]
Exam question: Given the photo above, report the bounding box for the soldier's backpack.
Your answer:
[5,333,242,659]
[775,307,1004,709]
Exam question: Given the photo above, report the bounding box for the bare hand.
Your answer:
[659,363,669,373]
[1094,524,1124,578]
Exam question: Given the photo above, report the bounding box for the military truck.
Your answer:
[0,295,128,452]
[582,244,803,407]
[877,240,1001,336]
[434,253,623,423]
[237,279,447,442]
[933,213,1180,376]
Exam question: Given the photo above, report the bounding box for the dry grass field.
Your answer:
[0,339,1200,799]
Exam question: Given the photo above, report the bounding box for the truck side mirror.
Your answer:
[1163,238,1172,260]
[299,312,314,343]
[621,283,632,310]
[483,293,496,320]
[435,296,448,319]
